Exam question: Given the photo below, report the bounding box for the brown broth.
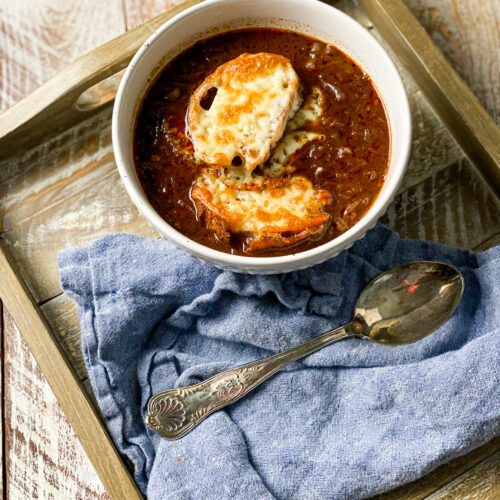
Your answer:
[133,28,390,256]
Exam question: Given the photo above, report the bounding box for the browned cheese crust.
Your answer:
[187,52,301,171]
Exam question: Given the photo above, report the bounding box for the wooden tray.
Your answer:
[0,0,499,498]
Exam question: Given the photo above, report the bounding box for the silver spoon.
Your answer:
[147,261,464,440]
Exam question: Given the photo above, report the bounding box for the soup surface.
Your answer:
[134,28,390,256]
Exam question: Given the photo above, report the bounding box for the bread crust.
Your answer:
[187,52,301,171]
[191,167,331,253]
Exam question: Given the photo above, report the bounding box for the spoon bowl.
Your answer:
[147,261,464,439]
[354,261,464,345]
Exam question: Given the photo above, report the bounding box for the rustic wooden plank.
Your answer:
[374,438,500,500]
[0,1,139,498]
[2,308,109,499]
[0,2,144,495]
[1,136,159,303]
[0,242,142,499]
[0,107,114,220]
[0,300,4,499]
[399,91,462,193]
[363,0,500,197]
[403,0,500,126]
[0,0,126,158]
[0,0,125,114]
[474,233,500,252]
[427,452,500,500]
[370,10,500,498]
[1,166,160,302]
[383,159,500,247]
[123,0,183,29]
[351,12,465,193]
[41,294,88,381]
[0,0,206,157]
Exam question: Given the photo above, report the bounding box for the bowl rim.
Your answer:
[113,0,412,269]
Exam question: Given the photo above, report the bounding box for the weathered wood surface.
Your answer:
[375,438,500,500]
[0,0,125,114]
[3,310,110,499]
[0,0,206,157]
[405,0,500,126]
[0,0,125,498]
[0,301,3,500]
[0,0,499,498]
[0,242,144,499]
[124,0,183,29]
[427,451,500,500]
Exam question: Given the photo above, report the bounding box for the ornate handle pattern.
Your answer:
[147,323,353,439]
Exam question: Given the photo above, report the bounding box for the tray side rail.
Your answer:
[0,242,143,499]
[362,0,500,198]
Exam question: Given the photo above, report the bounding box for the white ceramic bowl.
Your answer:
[113,0,411,274]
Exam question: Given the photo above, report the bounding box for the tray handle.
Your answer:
[0,0,204,158]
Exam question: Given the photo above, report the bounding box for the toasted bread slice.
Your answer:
[191,168,331,253]
[187,52,301,171]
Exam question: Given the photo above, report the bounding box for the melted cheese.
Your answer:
[265,87,325,176]
[218,87,325,183]
[189,87,329,252]
[287,86,324,131]
[192,170,331,252]
[187,53,301,170]
[267,131,323,176]
[221,130,322,189]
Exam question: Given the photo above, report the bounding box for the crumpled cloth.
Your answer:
[58,224,500,499]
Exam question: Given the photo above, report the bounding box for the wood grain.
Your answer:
[427,452,500,500]
[124,0,183,29]
[2,309,109,500]
[0,0,206,157]
[382,159,500,248]
[0,0,125,113]
[363,0,500,197]
[0,1,136,498]
[0,300,3,499]
[41,294,88,381]
[375,438,500,500]
[0,242,142,499]
[404,0,500,126]
[0,115,159,303]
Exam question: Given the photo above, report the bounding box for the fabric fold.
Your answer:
[58,224,500,499]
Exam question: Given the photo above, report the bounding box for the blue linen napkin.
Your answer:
[58,224,499,499]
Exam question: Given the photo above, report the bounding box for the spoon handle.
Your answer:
[147,323,353,439]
